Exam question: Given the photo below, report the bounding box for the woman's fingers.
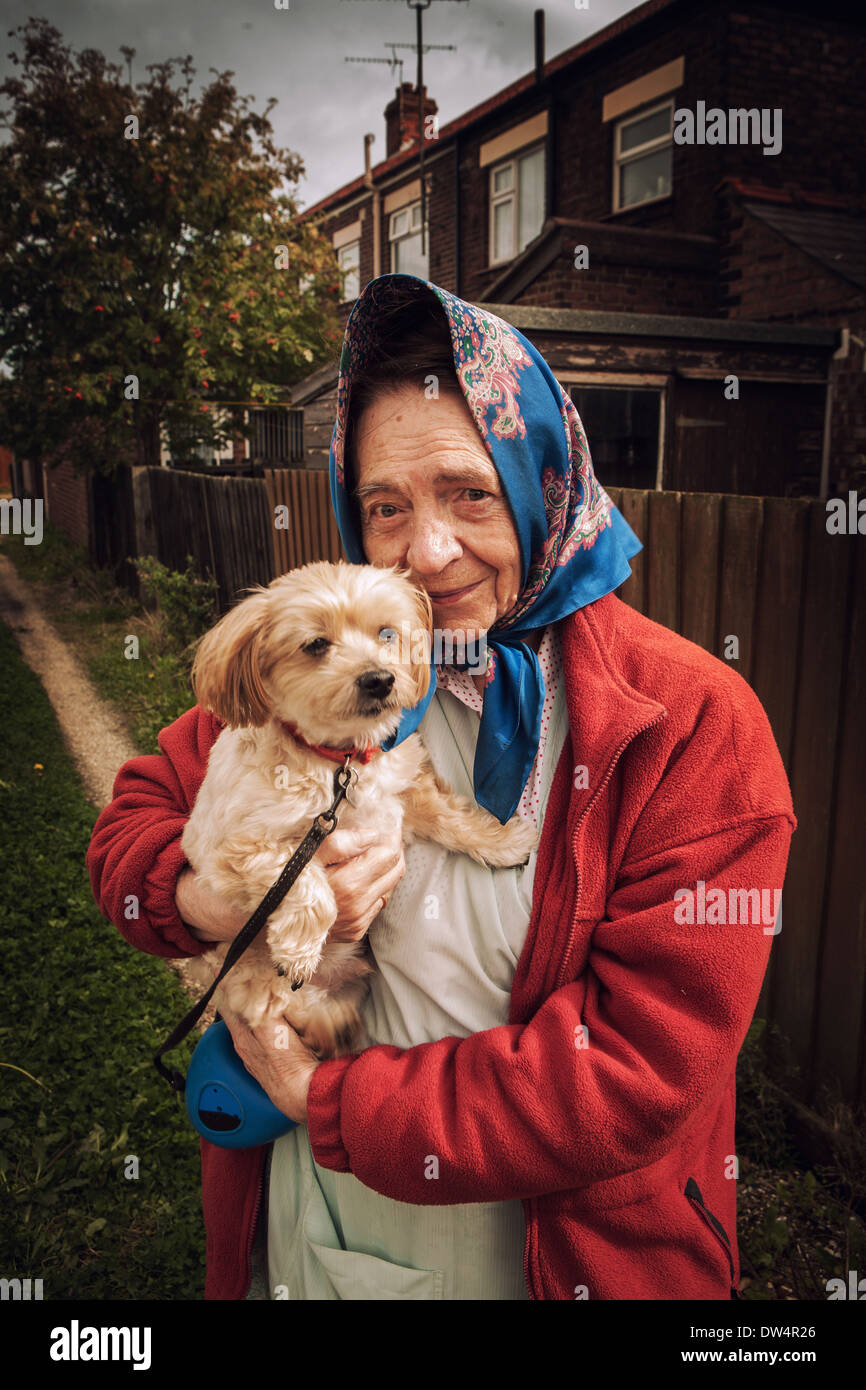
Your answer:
[322,830,406,942]
[314,826,379,867]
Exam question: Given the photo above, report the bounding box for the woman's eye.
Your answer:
[371,504,398,519]
[302,637,331,656]
[465,489,490,501]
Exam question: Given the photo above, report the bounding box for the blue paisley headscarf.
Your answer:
[328,273,642,823]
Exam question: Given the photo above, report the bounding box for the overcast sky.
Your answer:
[1,0,639,207]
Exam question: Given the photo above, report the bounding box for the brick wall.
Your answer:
[512,224,718,315]
[43,458,91,550]
[722,196,866,494]
[724,6,866,200]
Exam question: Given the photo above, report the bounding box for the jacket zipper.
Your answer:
[684,1176,738,1295]
[244,1149,269,1297]
[523,708,667,1300]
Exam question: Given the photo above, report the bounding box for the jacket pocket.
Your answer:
[304,1236,445,1301]
[299,1151,445,1300]
[684,1176,739,1298]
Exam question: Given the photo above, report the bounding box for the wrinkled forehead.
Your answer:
[331,275,558,578]
[335,277,520,471]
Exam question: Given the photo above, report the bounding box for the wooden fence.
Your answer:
[142,467,274,610]
[604,487,865,1112]
[264,467,345,572]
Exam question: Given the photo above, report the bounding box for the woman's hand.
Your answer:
[175,866,250,943]
[315,819,406,943]
[219,1005,320,1125]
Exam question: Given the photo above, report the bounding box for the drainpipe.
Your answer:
[363,132,381,279]
[454,128,461,295]
[819,379,834,501]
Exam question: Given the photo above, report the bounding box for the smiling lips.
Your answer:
[428,579,482,605]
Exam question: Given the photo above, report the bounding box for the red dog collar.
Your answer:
[279,720,381,766]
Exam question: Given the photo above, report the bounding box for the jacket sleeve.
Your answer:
[85,704,224,959]
[305,701,796,1203]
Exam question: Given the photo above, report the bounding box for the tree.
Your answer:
[0,18,344,472]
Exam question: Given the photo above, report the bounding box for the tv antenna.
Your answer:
[342,0,469,254]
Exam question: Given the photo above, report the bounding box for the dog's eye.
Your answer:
[378,627,397,644]
[302,637,331,656]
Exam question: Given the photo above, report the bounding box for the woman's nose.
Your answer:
[404,518,462,572]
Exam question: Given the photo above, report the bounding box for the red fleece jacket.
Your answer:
[86,593,796,1300]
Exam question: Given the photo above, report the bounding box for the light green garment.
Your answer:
[265,635,568,1300]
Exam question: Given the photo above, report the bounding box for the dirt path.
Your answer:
[0,550,210,1013]
[0,552,138,806]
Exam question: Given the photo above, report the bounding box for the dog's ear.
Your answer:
[409,582,434,705]
[191,588,272,727]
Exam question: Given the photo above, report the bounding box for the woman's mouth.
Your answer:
[428,580,482,606]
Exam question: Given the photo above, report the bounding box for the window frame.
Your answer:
[337,240,360,303]
[612,97,675,214]
[488,140,546,268]
[560,376,669,490]
[388,200,428,277]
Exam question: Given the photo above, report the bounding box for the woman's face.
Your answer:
[352,385,523,636]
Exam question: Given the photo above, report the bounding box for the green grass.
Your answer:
[2,524,200,753]
[0,619,206,1299]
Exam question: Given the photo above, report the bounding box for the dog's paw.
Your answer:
[271,942,324,989]
[297,997,364,1060]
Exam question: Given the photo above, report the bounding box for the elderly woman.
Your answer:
[86,273,795,1301]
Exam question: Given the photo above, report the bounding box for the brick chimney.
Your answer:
[384,83,438,157]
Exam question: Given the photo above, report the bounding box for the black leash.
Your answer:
[154,757,356,1094]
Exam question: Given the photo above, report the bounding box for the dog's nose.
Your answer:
[356,669,395,700]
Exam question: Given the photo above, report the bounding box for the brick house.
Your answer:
[294,0,866,499]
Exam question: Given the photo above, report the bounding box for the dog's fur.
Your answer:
[181,561,538,1059]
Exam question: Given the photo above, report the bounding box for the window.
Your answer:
[489,143,545,265]
[337,241,360,302]
[568,385,662,490]
[389,201,428,278]
[613,99,673,212]
[249,409,303,465]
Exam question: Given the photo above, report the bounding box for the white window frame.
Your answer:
[388,201,428,275]
[337,241,360,302]
[612,98,674,214]
[488,141,545,268]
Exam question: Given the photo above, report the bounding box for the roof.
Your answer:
[299,0,681,221]
[477,303,836,347]
[742,201,866,294]
[285,303,836,407]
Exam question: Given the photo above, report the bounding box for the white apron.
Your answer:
[262,631,568,1300]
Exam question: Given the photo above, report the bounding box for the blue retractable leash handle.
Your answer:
[154,757,357,1148]
[185,1017,295,1148]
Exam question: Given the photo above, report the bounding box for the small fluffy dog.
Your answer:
[181,560,538,1059]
